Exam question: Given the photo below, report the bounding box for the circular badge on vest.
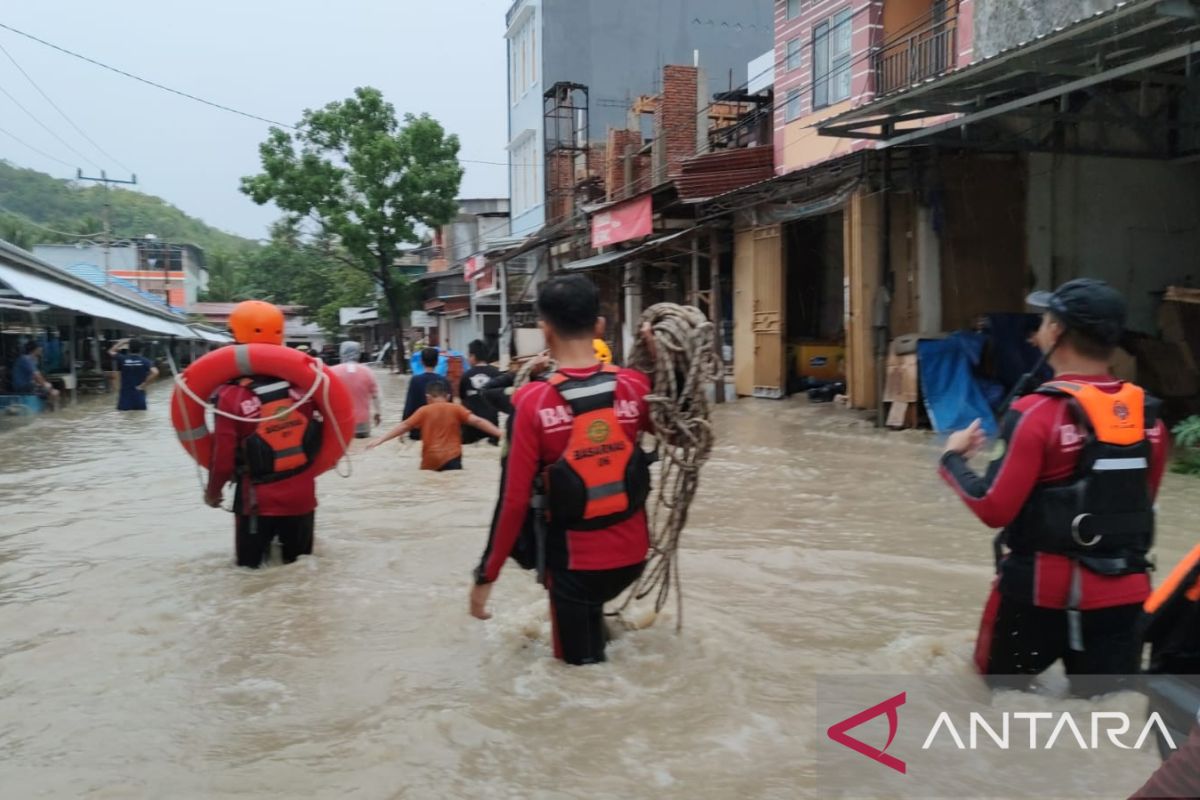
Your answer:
[587,419,610,443]
[1114,399,1130,421]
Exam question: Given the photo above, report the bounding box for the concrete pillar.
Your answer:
[622,261,644,359]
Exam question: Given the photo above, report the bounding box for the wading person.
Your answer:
[470,275,654,665]
[108,338,159,411]
[940,279,1167,696]
[330,340,381,439]
[12,341,60,410]
[460,339,501,446]
[205,300,322,568]
[368,379,500,471]
[402,347,443,441]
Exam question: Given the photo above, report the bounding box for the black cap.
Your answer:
[1026,278,1126,346]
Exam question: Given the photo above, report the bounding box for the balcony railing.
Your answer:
[874,15,958,96]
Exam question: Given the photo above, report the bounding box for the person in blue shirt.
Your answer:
[11,341,60,410]
[108,338,159,411]
[402,347,444,441]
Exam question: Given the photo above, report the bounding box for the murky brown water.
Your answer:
[2,373,1198,799]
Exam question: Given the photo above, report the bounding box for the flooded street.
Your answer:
[2,372,1199,799]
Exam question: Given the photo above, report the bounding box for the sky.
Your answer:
[0,0,512,240]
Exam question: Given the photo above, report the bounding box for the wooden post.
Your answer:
[690,233,701,306]
[710,231,725,404]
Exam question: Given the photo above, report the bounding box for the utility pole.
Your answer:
[76,169,137,286]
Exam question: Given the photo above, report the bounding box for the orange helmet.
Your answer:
[593,338,613,364]
[228,300,285,345]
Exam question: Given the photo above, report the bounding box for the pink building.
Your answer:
[772,0,974,175]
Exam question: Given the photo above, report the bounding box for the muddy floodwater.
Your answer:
[2,372,1198,799]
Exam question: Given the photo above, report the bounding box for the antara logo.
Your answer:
[827,693,1175,775]
[827,692,907,774]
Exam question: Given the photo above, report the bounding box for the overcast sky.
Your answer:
[0,0,511,240]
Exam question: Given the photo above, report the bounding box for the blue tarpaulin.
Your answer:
[410,350,462,376]
[917,333,999,438]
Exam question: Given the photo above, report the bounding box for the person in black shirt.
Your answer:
[460,340,501,446]
[402,347,443,441]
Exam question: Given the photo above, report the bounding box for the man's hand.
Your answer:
[640,321,657,360]
[944,419,987,459]
[203,490,223,508]
[470,583,493,620]
[365,437,385,451]
[527,351,552,377]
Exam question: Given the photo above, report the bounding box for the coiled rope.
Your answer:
[513,303,719,631]
[618,303,719,631]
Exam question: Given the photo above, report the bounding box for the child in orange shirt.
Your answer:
[368,379,502,471]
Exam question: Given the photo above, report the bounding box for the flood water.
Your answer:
[2,372,1198,799]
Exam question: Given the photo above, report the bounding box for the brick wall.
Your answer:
[605,128,642,200]
[654,65,699,182]
[546,150,576,222]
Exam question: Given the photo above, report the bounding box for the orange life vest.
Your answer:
[236,377,321,484]
[541,365,650,530]
[1001,379,1154,575]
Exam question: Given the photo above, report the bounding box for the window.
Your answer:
[786,37,802,72]
[786,0,802,20]
[784,88,802,122]
[510,134,541,215]
[813,8,853,109]
[508,13,538,105]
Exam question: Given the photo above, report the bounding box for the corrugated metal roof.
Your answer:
[675,145,775,202]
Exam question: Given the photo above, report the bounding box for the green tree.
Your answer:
[240,87,463,359]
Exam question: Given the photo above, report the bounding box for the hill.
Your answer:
[0,160,256,255]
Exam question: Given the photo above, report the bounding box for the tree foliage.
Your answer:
[240,87,463,336]
[0,160,255,253]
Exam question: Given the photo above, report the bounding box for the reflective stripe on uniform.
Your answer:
[559,382,615,402]
[586,481,626,501]
[252,380,290,397]
[273,446,306,459]
[1093,457,1149,471]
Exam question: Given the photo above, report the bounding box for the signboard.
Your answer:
[410,310,435,328]
[464,254,484,282]
[591,194,652,248]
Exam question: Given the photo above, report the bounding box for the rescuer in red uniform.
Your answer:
[940,279,1167,697]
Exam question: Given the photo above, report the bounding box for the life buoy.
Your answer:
[170,343,354,477]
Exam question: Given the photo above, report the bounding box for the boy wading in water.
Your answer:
[368,379,502,471]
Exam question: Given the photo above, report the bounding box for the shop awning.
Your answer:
[562,228,701,272]
[189,326,232,344]
[0,260,194,338]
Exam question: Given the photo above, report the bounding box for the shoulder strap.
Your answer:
[547,369,618,415]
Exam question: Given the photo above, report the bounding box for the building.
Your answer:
[34,237,209,309]
[505,0,775,238]
[189,302,324,351]
[415,198,512,357]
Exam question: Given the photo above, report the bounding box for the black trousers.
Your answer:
[235,512,315,568]
[547,562,646,666]
[977,590,1142,697]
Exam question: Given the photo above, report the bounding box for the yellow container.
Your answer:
[795,343,845,380]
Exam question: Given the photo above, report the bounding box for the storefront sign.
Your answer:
[591,195,652,248]
[464,255,484,282]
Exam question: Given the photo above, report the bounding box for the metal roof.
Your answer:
[561,228,699,272]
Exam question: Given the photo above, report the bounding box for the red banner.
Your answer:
[464,255,484,281]
[591,195,652,248]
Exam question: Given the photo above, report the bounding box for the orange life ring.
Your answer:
[170,343,354,477]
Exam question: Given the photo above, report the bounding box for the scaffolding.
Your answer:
[543,82,589,224]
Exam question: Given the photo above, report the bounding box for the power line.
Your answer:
[0,78,102,170]
[0,21,295,128]
[0,38,132,173]
[0,122,74,168]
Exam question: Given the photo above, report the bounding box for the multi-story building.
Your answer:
[34,238,208,309]
[505,0,775,239]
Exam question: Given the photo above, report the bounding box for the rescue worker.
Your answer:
[940,278,1167,696]
[205,300,322,568]
[460,340,501,445]
[470,275,653,665]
